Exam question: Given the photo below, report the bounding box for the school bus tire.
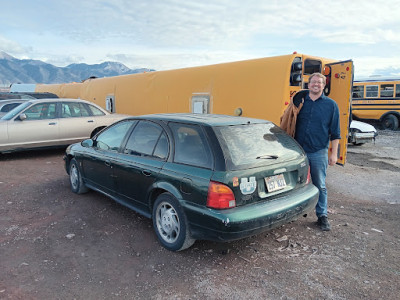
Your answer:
[381,114,399,130]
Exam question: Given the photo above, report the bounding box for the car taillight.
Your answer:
[306,167,311,184]
[206,181,236,209]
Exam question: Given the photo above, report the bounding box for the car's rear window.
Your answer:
[214,123,304,170]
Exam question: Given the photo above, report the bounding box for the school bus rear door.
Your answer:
[325,60,353,165]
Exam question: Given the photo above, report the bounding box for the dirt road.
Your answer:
[1,130,399,300]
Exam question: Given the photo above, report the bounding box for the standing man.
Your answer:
[295,72,341,231]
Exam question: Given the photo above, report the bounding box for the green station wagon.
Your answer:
[64,113,319,251]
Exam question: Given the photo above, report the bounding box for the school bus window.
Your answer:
[352,86,364,98]
[303,59,321,75]
[380,84,394,98]
[396,84,400,97]
[366,85,378,98]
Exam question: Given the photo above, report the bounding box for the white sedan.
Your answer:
[0,98,127,153]
[348,120,378,145]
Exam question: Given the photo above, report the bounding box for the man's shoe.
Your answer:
[317,216,331,231]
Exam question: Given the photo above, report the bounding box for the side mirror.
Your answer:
[18,113,27,121]
[81,139,94,148]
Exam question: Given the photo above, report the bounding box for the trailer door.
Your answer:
[324,60,353,165]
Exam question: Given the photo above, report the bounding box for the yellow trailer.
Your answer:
[35,53,353,164]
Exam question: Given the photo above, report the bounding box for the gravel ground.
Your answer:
[0,129,399,300]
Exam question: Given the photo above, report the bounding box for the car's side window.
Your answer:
[24,103,57,120]
[78,103,90,116]
[87,104,106,116]
[169,123,213,169]
[95,121,135,151]
[124,121,167,159]
[61,102,91,118]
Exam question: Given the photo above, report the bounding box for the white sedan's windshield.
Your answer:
[1,101,32,120]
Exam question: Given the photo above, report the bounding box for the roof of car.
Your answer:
[0,92,58,100]
[25,98,92,104]
[0,99,29,104]
[137,113,270,126]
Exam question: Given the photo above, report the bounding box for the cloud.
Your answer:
[106,50,255,70]
[354,56,400,79]
[1,0,399,77]
[0,36,31,54]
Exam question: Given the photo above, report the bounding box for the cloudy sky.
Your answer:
[1,0,400,79]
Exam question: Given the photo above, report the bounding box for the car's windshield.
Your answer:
[213,123,304,170]
[1,101,32,120]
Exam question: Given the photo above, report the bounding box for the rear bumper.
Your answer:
[182,184,319,242]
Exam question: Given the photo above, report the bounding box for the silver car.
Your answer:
[0,98,127,153]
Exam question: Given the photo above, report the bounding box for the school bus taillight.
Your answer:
[292,62,302,71]
[291,74,302,84]
[290,61,302,86]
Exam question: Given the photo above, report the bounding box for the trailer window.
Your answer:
[191,95,210,114]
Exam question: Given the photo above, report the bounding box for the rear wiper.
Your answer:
[256,154,279,159]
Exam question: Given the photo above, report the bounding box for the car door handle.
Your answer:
[142,170,151,176]
[48,122,57,125]
[87,120,94,123]
[104,161,112,168]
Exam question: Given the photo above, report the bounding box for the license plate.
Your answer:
[265,174,287,192]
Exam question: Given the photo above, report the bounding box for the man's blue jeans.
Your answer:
[306,148,328,218]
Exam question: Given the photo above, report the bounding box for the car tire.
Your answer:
[69,158,89,194]
[381,114,399,130]
[152,193,195,251]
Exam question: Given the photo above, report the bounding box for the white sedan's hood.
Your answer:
[350,120,376,133]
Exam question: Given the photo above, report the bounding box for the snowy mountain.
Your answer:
[0,51,153,86]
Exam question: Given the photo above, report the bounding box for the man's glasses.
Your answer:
[309,81,323,85]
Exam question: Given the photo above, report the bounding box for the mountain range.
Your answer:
[0,51,154,87]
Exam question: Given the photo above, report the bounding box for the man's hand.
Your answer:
[328,153,338,166]
[329,139,340,166]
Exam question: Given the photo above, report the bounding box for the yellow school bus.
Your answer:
[35,53,353,164]
[352,79,400,130]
